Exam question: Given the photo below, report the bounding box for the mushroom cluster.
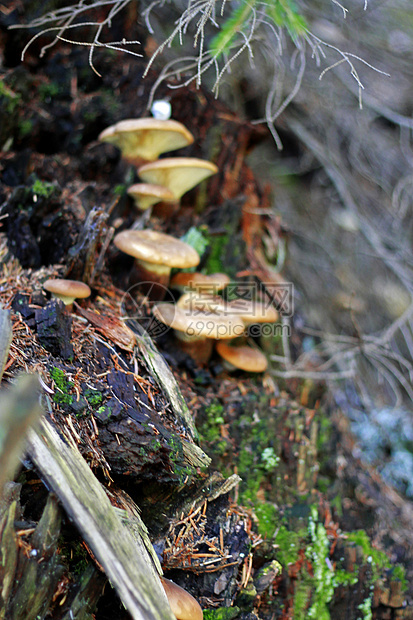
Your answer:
[153,275,278,371]
[101,111,276,372]
[99,116,218,217]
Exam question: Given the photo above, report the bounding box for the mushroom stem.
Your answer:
[129,260,172,301]
[174,330,214,365]
[49,293,77,308]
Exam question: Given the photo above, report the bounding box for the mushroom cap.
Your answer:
[176,293,278,323]
[153,303,245,340]
[138,157,218,200]
[113,230,200,269]
[177,292,228,313]
[170,272,230,293]
[216,341,268,372]
[227,298,279,324]
[98,118,194,162]
[161,577,203,620]
[127,183,175,210]
[43,278,91,299]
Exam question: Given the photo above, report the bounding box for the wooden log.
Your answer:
[0,374,43,496]
[27,417,176,620]
[0,308,12,382]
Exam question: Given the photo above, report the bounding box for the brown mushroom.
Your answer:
[138,157,218,201]
[113,229,200,299]
[43,278,91,311]
[153,302,245,364]
[127,183,175,211]
[177,293,278,325]
[98,118,194,165]
[216,341,268,372]
[161,577,203,620]
[226,298,279,325]
[170,272,230,294]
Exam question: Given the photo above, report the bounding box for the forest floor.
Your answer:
[1,3,413,619]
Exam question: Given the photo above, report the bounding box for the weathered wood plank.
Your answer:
[0,374,43,496]
[0,308,12,382]
[27,417,175,620]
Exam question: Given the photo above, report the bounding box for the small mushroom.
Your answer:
[160,577,203,620]
[170,272,230,294]
[216,341,268,372]
[138,157,218,201]
[113,229,200,299]
[153,302,245,364]
[43,278,91,311]
[127,183,175,211]
[176,293,278,325]
[98,118,194,164]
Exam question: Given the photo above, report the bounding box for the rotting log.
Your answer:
[0,484,104,620]
[129,319,200,443]
[0,484,20,618]
[65,206,114,286]
[8,494,64,620]
[59,565,106,620]
[26,416,176,620]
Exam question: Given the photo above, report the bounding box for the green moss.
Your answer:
[204,229,230,274]
[261,446,280,471]
[275,525,303,566]
[50,366,74,405]
[392,564,407,590]
[18,119,33,138]
[357,596,373,620]
[235,580,257,609]
[203,607,240,620]
[346,530,390,577]
[277,507,403,620]
[113,184,127,196]
[0,80,21,114]
[200,402,225,443]
[32,178,56,199]
[180,226,209,260]
[294,580,312,619]
[59,537,91,576]
[83,388,103,407]
[38,81,60,102]
[166,435,195,484]
[305,506,335,619]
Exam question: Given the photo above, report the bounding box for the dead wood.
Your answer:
[27,416,175,620]
[0,374,43,496]
[130,319,202,444]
